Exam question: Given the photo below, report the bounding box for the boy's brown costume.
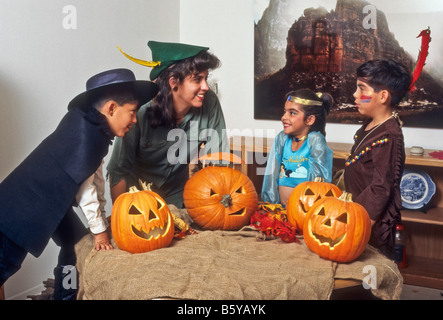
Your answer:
[344,117,405,257]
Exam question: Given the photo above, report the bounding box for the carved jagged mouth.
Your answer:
[312,232,346,248]
[229,208,246,216]
[131,222,170,240]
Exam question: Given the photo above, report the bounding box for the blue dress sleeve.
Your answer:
[261,131,287,204]
[307,132,333,182]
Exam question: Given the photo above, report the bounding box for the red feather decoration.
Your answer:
[409,27,431,92]
[250,203,300,243]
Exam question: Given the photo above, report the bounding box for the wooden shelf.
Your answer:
[405,153,443,168]
[231,137,443,167]
[329,141,443,168]
[402,208,443,226]
[400,256,443,289]
[230,136,273,155]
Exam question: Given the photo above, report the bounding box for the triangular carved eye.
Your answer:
[148,209,157,221]
[323,218,332,227]
[317,207,326,216]
[156,199,164,210]
[336,212,348,224]
[210,189,217,196]
[129,205,142,215]
[235,186,245,194]
[325,190,335,197]
[305,187,315,196]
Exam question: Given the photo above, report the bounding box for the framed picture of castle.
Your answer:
[254,0,443,129]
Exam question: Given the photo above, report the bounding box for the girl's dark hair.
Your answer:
[285,89,333,136]
[150,50,221,129]
[356,59,411,106]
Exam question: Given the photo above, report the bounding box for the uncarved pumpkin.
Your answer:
[183,166,258,230]
[111,182,174,253]
[303,192,371,263]
[287,177,342,233]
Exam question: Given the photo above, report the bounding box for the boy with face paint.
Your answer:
[343,59,412,259]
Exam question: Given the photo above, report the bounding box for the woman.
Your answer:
[107,41,229,207]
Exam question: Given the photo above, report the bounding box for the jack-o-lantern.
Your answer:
[287,177,342,233]
[303,192,371,263]
[111,181,174,253]
[183,165,258,230]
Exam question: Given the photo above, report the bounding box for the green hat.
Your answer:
[117,41,209,80]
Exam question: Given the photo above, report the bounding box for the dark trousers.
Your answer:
[0,208,88,288]
[0,232,27,288]
[52,208,88,266]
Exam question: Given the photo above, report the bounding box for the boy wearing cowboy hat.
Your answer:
[0,68,158,299]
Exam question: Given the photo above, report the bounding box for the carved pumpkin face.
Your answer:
[183,166,258,230]
[303,192,371,263]
[287,177,342,233]
[111,186,174,254]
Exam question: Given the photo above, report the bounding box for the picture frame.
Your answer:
[254,0,443,128]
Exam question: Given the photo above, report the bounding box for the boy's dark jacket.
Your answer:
[0,108,112,257]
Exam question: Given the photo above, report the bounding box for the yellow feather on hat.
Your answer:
[117,46,161,68]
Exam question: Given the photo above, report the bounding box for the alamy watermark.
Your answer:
[62,5,77,30]
[362,5,377,30]
[61,4,377,31]
[62,265,77,290]
[362,265,377,290]
[166,121,276,176]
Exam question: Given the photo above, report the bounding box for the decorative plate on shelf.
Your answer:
[400,169,436,210]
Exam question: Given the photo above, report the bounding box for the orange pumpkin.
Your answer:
[287,177,342,233]
[303,192,371,263]
[183,166,258,230]
[111,181,174,253]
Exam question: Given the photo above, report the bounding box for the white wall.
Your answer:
[0,0,180,299]
[180,0,443,150]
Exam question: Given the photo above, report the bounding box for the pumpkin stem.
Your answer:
[220,194,233,207]
[128,186,140,193]
[339,192,354,202]
[314,177,325,182]
[128,180,153,193]
[139,179,153,191]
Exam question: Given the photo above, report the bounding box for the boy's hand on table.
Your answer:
[93,231,114,251]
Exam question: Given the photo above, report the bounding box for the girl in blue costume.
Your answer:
[261,89,333,206]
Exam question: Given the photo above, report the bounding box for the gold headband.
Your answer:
[287,94,323,106]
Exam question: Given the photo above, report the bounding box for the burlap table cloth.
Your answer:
[75,210,402,300]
